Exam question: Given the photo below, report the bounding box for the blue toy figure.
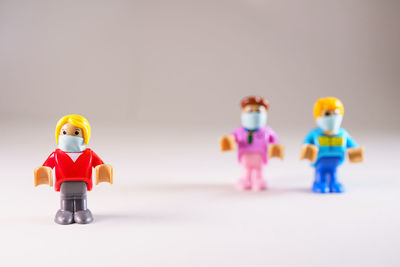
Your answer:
[300,97,364,193]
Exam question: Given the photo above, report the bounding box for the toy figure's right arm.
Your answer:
[34,152,55,187]
[267,128,284,160]
[219,135,236,152]
[300,131,319,163]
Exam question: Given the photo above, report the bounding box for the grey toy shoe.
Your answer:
[74,209,94,224]
[54,209,74,225]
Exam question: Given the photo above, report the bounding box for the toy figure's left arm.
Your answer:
[346,133,364,163]
[92,151,114,185]
[268,128,284,160]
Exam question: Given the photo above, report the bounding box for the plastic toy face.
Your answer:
[241,104,268,130]
[241,104,267,114]
[60,123,83,138]
[320,109,341,117]
[316,109,343,133]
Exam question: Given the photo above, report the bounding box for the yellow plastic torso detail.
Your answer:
[318,136,343,146]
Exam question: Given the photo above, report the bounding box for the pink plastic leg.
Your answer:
[236,166,252,191]
[252,167,267,191]
[237,153,265,191]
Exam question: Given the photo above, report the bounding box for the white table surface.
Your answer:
[1,121,399,267]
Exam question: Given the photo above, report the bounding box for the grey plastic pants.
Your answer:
[60,181,88,212]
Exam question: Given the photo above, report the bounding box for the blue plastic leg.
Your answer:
[312,169,330,194]
[329,167,345,193]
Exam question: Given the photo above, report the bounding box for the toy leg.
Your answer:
[55,198,75,225]
[56,181,93,225]
[237,153,265,191]
[236,165,252,190]
[329,167,345,193]
[252,165,267,191]
[312,168,330,194]
[71,182,93,224]
[55,182,75,225]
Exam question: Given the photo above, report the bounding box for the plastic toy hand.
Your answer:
[268,144,284,160]
[219,135,236,151]
[34,166,53,187]
[300,144,319,163]
[95,164,113,185]
[348,147,364,163]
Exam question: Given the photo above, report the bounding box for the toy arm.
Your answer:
[219,135,236,152]
[300,144,319,163]
[267,128,284,160]
[300,131,318,162]
[34,166,53,187]
[268,144,284,160]
[348,147,364,163]
[95,164,113,185]
[34,152,55,187]
[345,131,364,163]
[92,151,113,185]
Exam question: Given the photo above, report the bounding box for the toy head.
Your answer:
[55,115,91,152]
[313,97,344,133]
[240,96,269,130]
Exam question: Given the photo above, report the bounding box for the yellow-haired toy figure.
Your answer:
[34,115,113,224]
[300,97,364,193]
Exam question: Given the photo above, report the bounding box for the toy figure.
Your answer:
[219,96,284,191]
[34,115,113,224]
[300,97,364,193]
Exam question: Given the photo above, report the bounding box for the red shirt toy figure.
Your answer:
[34,114,113,225]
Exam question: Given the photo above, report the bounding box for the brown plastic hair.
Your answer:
[240,96,269,110]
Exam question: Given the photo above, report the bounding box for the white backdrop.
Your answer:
[0,0,399,129]
[0,0,400,266]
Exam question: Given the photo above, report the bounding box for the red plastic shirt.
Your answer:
[42,148,104,191]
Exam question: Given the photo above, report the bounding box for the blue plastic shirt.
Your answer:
[303,128,358,166]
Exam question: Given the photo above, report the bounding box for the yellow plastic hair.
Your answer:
[313,97,344,120]
[55,114,91,145]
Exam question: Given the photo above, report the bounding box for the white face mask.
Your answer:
[58,135,86,152]
[241,112,267,130]
[316,115,343,133]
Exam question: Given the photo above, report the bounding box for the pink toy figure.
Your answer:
[219,96,284,191]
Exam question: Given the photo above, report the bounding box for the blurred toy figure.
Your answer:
[34,115,113,224]
[219,96,284,191]
[300,97,364,193]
